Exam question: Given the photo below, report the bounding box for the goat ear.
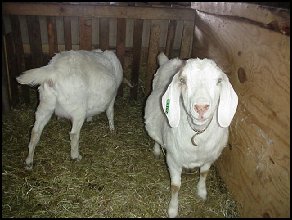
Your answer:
[162,73,181,128]
[218,75,238,127]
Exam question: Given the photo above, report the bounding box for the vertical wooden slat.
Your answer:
[99,18,109,50]
[79,17,92,50]
[116,18,126,97]
[4,33,19,107]
[63,16,72,50]
[26,15,43,67]
[179,20,194,59]
[2,35,11,112]
[130,19,143,100]
[146,21,160,97]
[165,20,177,58]
[10,15,29,104]
[47,16,58,57]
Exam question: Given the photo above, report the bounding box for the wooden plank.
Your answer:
[26,15,43,67]
[47,16,58,57]
[63,16,72,50]
[79,17,92,50]
[130,19,143,100]
[10,15,30,104]
[116,18,126,97]
[179,20,194,59]
[2,36,11,112]
[3,2,196,21]
[4,33,19,107]
[193,10,290,218]
[146,21,160,96]
[99,17,109,50]
[165,20,177,58]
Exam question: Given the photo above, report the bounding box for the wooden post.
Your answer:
[79,17,92,50]
[146,21,160,97]
[165,20,177,58]
[4,33,19,107]
[47,16,58,57]
[130,19,143,100]
[10,15,29,104]
[26,15,43,67]
[63,16,72,51]
[99,17,109,50]
[2,35,11,113]
[179,20,194,59]
[116,18,126,97]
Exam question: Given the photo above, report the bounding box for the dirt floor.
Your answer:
[2,87,239,218]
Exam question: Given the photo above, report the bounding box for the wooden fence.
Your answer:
[2,2,196,110]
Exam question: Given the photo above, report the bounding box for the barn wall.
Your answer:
[191,2,290,218]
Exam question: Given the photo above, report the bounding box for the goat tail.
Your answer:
[157,52,169,66]
[16,66,56,87]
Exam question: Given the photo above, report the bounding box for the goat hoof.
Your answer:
[25,163,33,171]
[71,154,82,161]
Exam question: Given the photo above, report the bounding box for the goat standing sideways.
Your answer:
[17,49,123,170]
[144,52,238,218]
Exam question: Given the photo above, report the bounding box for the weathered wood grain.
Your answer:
[3,2,195,21]
[193,9,290,218]
[146,21,160,96]
[79,17,92,50]
[47,16,58,57]
[63,16,72,50]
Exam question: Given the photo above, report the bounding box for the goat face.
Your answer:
[162,58,238,130]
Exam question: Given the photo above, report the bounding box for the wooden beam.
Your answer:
[146,21,160,97]
[79,17,92,50]
[10,15,30,104]
[116,18,126,97]
[99,18,109,50]
[26,15,43,67]
[165,20,177,58]
[47,16,58,57]
[179,20,194,59]
[4,33,19,107]
[63,16,72,50]
[3,2,195,21]
[130,19,143,100]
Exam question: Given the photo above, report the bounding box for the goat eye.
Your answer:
[217,78,222,85]
[179,77,186,84]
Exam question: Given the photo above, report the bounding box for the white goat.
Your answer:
[17,49,123,170]
[144,52,238,218]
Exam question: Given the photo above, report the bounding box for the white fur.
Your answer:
[144,52,238,218]
[17,49,123,170]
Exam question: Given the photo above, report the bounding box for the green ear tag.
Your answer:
[165,99,170,114]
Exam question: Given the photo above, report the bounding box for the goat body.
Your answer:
[144,52,238,218]
[17,49,123,170]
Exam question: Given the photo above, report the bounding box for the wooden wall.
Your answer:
[2,2,195,108]
[191,2,290,218]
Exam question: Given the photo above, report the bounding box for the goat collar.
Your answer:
[190,116,213,146]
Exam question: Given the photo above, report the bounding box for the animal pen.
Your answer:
[2,2,290,218]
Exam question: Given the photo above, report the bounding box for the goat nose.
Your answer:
[194,104,209,115]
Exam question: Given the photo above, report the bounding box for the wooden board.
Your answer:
[47,16,58,56]
[26,15,43,67]
[63,16,72,50]
[146,21,160,96]
[10,15,30,104]
[192,9,290,218]
[130,19,143,100]
[79,17,92,50]
[3,2,195,21]
[165,20,177,58]
[116,18,126,96]
[179,20,194,59]
[99,18,109,50]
